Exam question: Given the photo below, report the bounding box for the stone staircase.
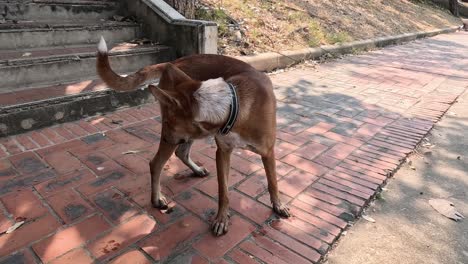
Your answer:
[0,0,176,136]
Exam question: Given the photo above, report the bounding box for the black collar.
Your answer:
[219,83,239,135]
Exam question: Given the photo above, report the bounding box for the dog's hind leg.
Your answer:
[150,140,177,209]
[175,140,209,177]
[262,150,291,218]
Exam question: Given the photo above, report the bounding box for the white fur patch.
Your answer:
[142,78,160,87]
[194,78,231,123]
[98,36,108,54]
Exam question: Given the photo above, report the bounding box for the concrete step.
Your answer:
[2,0,121,22]
[0,21,141,50]
[0,43,174,90]
[0,79,111,107]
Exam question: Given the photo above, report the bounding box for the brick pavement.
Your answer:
[0,31,467,263]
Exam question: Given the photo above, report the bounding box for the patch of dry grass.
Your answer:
[196,0,461,56]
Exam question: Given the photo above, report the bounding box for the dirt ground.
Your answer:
[197,0,462,56]
[326,89,468,264]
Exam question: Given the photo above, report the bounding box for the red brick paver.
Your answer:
[0,32,466,263]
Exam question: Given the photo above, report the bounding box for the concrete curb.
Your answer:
[0,89,153,137]
[237,26,462,72]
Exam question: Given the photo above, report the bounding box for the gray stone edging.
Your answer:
[236,26,462,72]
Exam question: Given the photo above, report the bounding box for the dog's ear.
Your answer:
[158,63,192,90]
[148,84,181,108]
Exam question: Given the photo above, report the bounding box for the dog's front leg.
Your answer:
[150,140,177,209]
[175,140,209,177]
[262,150,291,217]
[212,144,232,236]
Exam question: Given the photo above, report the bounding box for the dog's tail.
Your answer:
[96,36,163,91]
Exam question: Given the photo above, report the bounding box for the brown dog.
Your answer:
[96,37,290,236]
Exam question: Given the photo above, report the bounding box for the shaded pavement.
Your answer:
[327,88,468,264]
[0,31,467,263]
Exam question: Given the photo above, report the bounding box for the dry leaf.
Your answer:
[6,221,25,234]
[362,215,376,223]
[111,120,123,125]
[122,150,140,155]
[429,199,464,221]
[422,142,435,148]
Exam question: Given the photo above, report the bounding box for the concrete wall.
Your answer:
[430,0,468,16]
[122,0,217,57]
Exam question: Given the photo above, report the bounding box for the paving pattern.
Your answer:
[0,31,467,264]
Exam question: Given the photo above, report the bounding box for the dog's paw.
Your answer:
[211,214,230,236]
[151,196,169,210]
[273,203,291,218]
[193,167,210,177]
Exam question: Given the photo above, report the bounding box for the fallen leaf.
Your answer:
[429,199,464,221]
[111,120,123,125]
[6,221,25,234]
[122,150,140,155]
[422,141,435,148]
[15,217,27,222]
[376,193,385,200]
[362,215,375,223]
